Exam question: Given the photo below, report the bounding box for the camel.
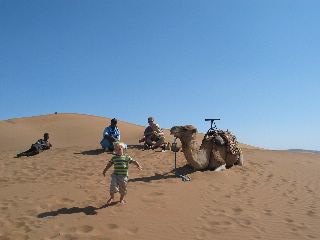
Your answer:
[170,125,244,171]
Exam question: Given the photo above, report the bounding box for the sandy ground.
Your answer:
[0,114,319,240]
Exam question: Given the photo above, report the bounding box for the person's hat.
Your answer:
[111,118,117,124]
[148,117,154,122]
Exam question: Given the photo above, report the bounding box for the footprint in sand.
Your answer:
[195,231,207,239]
[0,177,9,184]
[62,169,73,174]
[286,220,308,233]
[61,198,74,203]
[1,206,8,211]
[149,192,164,196]
[208,220,232,226]
[201,220,233,234]
[253,236,262,239]
[306,210,316,217]
[108,223,119,230]
[284,218,294,223]
[238,218,252,227]
[126,227,139,235]
[304,186,314,194]
[266,173,273,180]
[251,179,258,185]
[307,235,317,239]
[263,209,273,216]
[232,207,243,215]
[77,225,94,233]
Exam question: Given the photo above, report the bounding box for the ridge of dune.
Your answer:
[0,113,257,152]
[0,113,156,151]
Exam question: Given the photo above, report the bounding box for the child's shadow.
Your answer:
[37,202,117,218]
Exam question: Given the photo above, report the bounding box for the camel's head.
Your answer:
[170,125,198,139]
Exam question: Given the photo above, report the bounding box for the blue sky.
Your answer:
[1,0,319,150]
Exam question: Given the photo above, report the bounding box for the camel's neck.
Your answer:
[179,136,209,170]
[180,135,198,150]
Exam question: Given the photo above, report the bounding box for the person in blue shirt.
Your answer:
[100,118,121,152]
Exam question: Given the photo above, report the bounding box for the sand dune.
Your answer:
[0,114,319,240]
[0,113,155,151]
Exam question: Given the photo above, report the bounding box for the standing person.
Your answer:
[139,117,165,150]
[102,142,142,205]
[100,118,121,152]
[16,133,52,157]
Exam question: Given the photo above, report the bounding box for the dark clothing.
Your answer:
[141,125,165,150]
[144,126,153,136]
[35,139,51,150]
[17,139,51,157]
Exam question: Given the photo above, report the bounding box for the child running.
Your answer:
[102,141,142,205]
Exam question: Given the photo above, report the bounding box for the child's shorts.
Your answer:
[110,174,128,196]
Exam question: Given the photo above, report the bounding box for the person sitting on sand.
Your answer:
[102,142,142,205]
[139,117,165,150]
[16,133,52,158]
[100,118,121,152]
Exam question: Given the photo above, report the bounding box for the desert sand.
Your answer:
[0,114,319,240]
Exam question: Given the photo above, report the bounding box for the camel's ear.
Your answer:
[192,128,197,134]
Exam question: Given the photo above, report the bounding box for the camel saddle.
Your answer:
[203,130,241,155]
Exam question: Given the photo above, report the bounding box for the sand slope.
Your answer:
[0,113,152,151]
[0,114,319,240]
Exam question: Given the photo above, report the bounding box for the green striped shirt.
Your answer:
[110,155,133,176]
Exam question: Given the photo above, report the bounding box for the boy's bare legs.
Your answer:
[107,193,115,205]
[119,194,126,204]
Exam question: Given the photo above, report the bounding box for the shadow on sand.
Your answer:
[129,165,195,183]
[126,144,144,150]
[74,149,106,155]
[37,202,117,218]
[127,144,167,152]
